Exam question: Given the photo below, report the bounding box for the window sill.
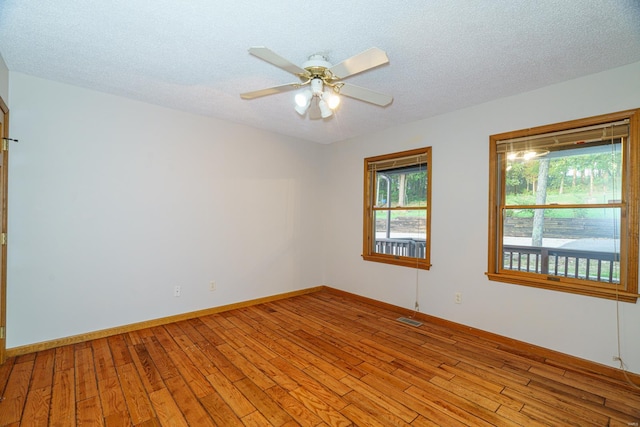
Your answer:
[486,272,638,303]
[362,254,431,270]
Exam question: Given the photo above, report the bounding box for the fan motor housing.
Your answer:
[302,55,334,81]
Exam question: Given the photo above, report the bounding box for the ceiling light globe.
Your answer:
[295,90,311,107]
[294,89,312,115]
[294,103,308,115]
[318,99,333,118]
[326,93,340,110]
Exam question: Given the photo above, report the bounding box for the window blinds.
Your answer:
[495,120,629,154]
[367,153,428,171]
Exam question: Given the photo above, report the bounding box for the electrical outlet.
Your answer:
[455,292,462,304]
[209,281,216,291]
[174,285,181,297]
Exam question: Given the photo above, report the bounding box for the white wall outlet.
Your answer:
[455,292,462,304]
[209,281,216,291]
[174,285,181,297]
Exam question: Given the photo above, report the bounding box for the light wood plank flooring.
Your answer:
[1,290,639,426]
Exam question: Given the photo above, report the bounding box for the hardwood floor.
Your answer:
[1,290,639,426]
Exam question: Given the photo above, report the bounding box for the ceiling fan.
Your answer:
[240,47,393,119]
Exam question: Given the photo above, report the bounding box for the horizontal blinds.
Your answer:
[496,120,629,154]
[368,153,428,171]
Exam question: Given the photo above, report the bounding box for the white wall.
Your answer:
[325,61,640,374]
[6,61,640,375]
[7,73,327,348]
[0,54,7,102]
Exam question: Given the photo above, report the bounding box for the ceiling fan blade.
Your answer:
[338,83,393,107]
[329,47,389,80]
[248,47,308,76]
[240,82,300,99]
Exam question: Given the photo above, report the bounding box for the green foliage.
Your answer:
[505,150,620,197]
[376,171,427,205]
[375,209,426,220]
[504,193,615,218]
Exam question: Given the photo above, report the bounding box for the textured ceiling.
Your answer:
[1,0,639,144]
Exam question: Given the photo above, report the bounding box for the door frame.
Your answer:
[0,95,8,363]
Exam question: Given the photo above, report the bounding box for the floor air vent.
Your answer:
[396,317,422,327]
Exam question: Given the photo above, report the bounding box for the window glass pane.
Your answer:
[375,166,427,208]
[489,112,639,301]
[504,141,622,205]
[502,207,620,283]
[374,209,426,259]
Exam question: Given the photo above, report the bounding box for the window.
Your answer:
[363,147,431,269]
[488,110,640,302]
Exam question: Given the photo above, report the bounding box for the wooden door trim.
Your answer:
[0,95,8,364]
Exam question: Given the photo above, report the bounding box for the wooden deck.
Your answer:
[1,290,639,426]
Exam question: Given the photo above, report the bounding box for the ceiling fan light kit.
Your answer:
[294,78,341,118]
[241,47,393,120]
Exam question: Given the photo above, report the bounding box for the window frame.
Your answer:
[362,146,432,270]
[487,109,640,302]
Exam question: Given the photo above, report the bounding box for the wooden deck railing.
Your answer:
[375,238,426,259]
[374,239,619,283]
[502,244,620,283]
